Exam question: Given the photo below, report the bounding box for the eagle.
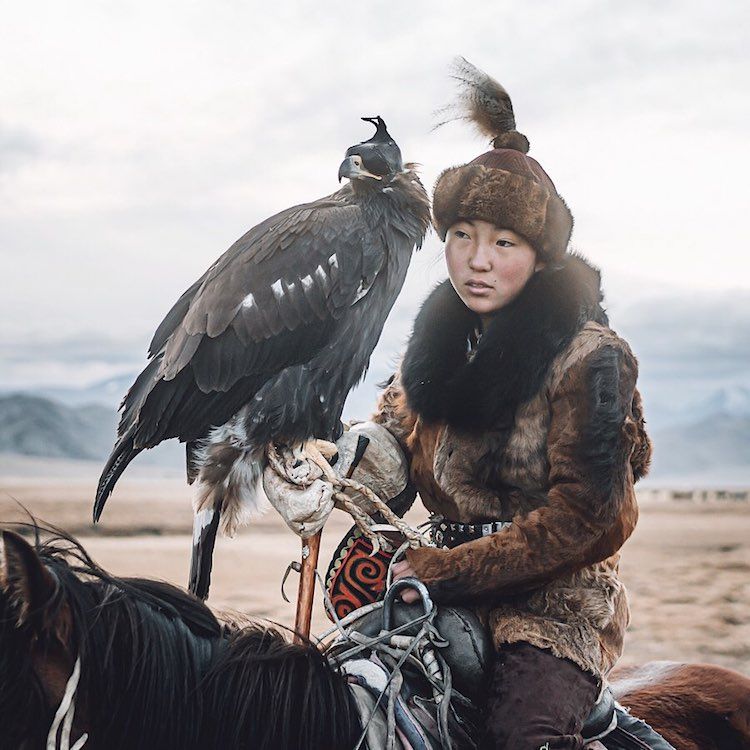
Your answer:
[93,117,430,599]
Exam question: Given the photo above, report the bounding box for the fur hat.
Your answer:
[433,59,573,263]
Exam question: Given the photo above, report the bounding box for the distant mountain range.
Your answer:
[693,385,750,420]
[649,413,750,485]
[0,394,117,460]
[31,374,137,409]
[1,378,748,485]
[0,392,183,470]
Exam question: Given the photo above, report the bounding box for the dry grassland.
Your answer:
[1,475,749,674]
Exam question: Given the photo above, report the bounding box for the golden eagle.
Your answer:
[94,117,430,598]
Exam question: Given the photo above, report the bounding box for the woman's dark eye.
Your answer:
[496,239,514,248]
[455,230,470,239]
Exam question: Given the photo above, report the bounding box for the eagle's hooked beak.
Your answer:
[338,154,383,183]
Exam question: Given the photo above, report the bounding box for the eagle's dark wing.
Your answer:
[156,194,385,393]
[112,191,386,456]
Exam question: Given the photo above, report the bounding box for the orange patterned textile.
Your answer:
[324,529,395,620]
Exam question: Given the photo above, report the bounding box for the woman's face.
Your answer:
[445,219,544,323]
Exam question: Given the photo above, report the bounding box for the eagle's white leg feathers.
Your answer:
[192,408,269,537]
[221,453,269,535]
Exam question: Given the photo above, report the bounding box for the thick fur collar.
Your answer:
[401,252,607,430]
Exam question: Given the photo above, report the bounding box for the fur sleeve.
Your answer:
[371,370,418,457]
[407,342,646,604]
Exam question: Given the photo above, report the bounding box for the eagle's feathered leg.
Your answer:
[188,444,268,599]
[188,409,269,599]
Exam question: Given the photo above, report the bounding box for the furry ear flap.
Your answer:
[1,530,60,631]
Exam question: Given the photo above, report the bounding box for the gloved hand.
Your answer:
[262,421,409,538]
[330,421,409,514]
[261,460,335,538]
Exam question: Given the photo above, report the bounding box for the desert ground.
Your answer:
[1,469,749,675]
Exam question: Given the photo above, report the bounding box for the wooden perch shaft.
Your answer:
[293,531,322,643]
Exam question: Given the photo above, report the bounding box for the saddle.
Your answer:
[331,581,675,750]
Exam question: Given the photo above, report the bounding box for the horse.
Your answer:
[0,526,359,750]
[1,525,749,750]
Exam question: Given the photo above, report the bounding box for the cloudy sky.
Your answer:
[1,0,749,424]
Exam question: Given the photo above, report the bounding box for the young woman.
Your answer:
[327,61,653,748]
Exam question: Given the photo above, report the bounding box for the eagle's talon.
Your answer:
[287,462,312,484]
[369,535,381,556]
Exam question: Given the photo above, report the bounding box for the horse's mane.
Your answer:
[25,525,223,749]
[200,624,361,750]
[2,523,360,750]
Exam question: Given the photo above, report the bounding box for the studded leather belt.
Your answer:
[430,519,512,549]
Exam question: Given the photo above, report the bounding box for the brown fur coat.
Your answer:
[373,253,652,677]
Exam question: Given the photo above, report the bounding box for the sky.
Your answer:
[1,0,749,425]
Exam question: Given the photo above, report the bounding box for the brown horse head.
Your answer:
[1,529,78,747]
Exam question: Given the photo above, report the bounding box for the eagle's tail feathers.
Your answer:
[94,428,141,522]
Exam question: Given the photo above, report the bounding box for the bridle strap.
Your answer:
[46,656,88,750]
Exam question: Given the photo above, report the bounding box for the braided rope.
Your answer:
[334,474,430,548]
[336,494,386,555]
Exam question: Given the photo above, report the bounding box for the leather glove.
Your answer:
[331,421,409,514]
[262,421,409,538]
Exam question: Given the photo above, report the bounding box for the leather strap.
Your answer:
[431,519,511,549]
